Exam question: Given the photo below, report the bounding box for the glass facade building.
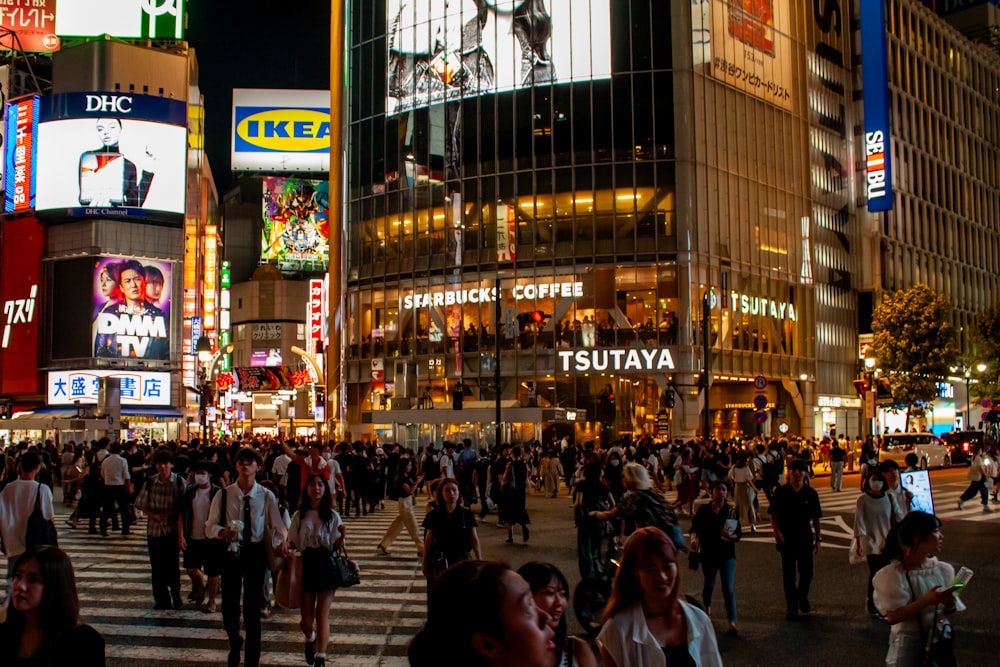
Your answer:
[343,1,862,444]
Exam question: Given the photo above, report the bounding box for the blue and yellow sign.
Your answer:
[231,89,331,173]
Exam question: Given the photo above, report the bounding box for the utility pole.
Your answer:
[702,291,712,440]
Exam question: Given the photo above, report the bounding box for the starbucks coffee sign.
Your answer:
[558,348,676,374]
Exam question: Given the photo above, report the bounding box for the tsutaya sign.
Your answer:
[403,281,583,309]
[559,348,676,374]
[729,291,796,321]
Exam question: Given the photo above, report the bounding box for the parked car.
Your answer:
[942,431,985,466]
[878,432,951,469]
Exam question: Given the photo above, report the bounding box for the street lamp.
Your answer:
[964,362,988,430]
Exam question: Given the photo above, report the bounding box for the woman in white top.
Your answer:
[598,527,722,667]
[854,469,895,616]
[728,452,758,532]
[873,512,964,667]
[287,474,345,667]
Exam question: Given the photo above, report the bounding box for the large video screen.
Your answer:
[386,0,611,115]
[55,0,185,40]
[93,256,172,360]
[35,93,187,222]
[262,177,330,274]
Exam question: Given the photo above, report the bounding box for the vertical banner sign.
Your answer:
[1,216,45,395]
[5,96,39,213]
[860,0,892,212]
[308,278,323,351]
[371,358,385,391]
[203,227,218,330]
[497,204,516,262]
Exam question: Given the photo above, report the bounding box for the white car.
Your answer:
[879,433,951,469]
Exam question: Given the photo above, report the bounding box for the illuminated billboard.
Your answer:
[385,0,612,115]
[93,256,172,360]
[860,0,893,212]
[55,0,185,40]
[0,1,60,52]
[231,89,331,173]
[251,349,283,367]
[47,370,171,406]
[707,0,794,111]
[0,216,45,395]
[4,95,39,213]
[261,177,330,273]
[35,93,187,222]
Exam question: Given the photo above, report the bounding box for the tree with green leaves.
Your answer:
[971,303,1000,406]
[871,284,959,429]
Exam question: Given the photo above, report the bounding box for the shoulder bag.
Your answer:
[906,572,957,667]
[26,482,58,548]
[331,543,360,588]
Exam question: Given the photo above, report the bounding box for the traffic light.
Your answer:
[530,310,545,324]
[852,379,870,397]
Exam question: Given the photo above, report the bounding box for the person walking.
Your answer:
[690,480,741,636]
[768,459,822,620]
[874,512,964,667]
[853,468,895,617]
[179,459,224,613]
[422,478,481,590]
[957,446,991,512]
[456,439,478,507]
[287,474,345,667]
[376,457,424,557]
[573,459,615,578]
[207,447,289,667]
[499,446,531,543]
[728,452,758,532]
[829,439,846,491]
[99,441,132,536]
[0,451,56,577]
[134,447,186,610]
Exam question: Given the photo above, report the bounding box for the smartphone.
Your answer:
[951,566,973,595]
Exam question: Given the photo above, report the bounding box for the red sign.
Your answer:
[308,278,323,342]
[0,1,60,53]
[0,216,44,395]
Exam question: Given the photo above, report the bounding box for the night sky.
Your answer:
[187,1,332,192]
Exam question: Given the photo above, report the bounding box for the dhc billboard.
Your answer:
[860,0,893,213]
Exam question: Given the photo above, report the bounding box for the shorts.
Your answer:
[183,538,225,577]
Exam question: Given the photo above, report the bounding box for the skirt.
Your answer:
[300,547,337,593]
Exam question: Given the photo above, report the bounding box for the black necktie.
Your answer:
[243,495,252,545]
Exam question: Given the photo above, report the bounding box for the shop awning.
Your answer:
[15,406,186,420]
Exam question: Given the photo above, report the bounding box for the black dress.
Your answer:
[499,459,530,525]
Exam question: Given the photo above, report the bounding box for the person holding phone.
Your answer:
[874,512,965,667]
[690,479,742,636]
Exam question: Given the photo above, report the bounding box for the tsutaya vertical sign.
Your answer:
[497,205,516,261]
[860,0,892,212]
[308,279,323,349]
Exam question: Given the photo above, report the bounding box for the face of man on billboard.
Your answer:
[119,267,146,306]
[95,118,123,148]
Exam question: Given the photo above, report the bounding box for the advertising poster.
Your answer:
[261,176,330,273]
[386,0,612,115]
[709,0,794,111]
[901,470,935,516]
[92,256,172,360]
[4,95,39,213]
[231,89,331,173]
[0,1,60,52]
[251,349,282,367]
[55,0,185,40]
[0,216,44,395]
[35,93,187,221]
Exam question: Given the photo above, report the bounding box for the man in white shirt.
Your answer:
[100,441,132,536]
[271,449,292,506]
[207,447,288,667]
[0,450,55,579]
[440,442,456,479]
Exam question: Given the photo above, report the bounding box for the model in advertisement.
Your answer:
[94,259,169,360]
[79,118,155,208]
[387,0,555,112]
[94,262,122,319]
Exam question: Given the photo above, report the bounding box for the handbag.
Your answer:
[688,549,702,571]
[907,572,958,667]
[275,553,303,608]
[25,482,58,548]
[331,544,361,588]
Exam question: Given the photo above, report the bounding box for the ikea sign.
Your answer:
[232,89,331,173]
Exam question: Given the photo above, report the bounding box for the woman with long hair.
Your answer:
[690,479,741,636]
[409,560,556,667]
[287,473,345,667]
[873,512,964,667]
[728,451,758,532]
[0,546,106,665]
[422,477,482,589]
[598,527,722,667]
[499,445,531,543]
[574,459,615,578]
[376,456,425,557]
[517,562,598,667]
[672,447,700,516]
[854,468,895,617]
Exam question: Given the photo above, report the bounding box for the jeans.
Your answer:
[959,479,988,505]
[779,544,814,613]
[830,462,844,491]
[148,534,181,605]
[222,542,266,667]
[702,557,737,622]
[576,522,604,579]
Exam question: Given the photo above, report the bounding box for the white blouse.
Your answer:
[288,508,344,552]
[873,558,965,640]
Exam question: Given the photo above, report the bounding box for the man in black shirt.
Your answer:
[829,440,847,491]
[768,459,822,620]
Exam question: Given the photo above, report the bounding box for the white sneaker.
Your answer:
[957,499,964,510]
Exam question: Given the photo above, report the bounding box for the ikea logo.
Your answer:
[234,107,330,153]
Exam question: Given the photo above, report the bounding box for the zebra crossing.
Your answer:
[2,505,426,667]
[808,478,1000,523]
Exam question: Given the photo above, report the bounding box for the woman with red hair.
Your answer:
[598,527,722,667]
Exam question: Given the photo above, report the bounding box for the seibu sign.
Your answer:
[558,348,676,374]
[403,281,583,309]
